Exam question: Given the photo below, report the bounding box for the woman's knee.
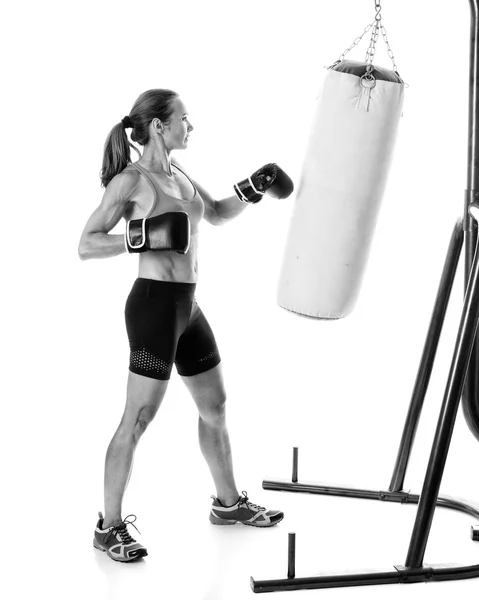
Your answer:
[199,391,227,426]
[135,405,157,438]
[117,404,158,442]
[117,373,168,440]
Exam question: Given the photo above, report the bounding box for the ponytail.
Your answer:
[100,121,139,188]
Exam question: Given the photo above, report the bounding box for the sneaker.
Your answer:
[93,512,148,562]
[210,491,284,527]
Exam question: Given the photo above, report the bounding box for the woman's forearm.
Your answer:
[78,232,126,260]
[212,194,250,224]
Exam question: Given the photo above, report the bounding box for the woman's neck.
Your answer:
[139,144,173,177]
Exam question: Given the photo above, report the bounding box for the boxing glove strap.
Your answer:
[233,183,249,203]
[125,218,147,252]
[175,212,191,254]
[234,177,265,204]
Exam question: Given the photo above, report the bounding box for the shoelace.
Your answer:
[238,491,265,512]
[106,514,141,544]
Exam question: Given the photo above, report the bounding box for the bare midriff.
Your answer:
[138,231,199,283]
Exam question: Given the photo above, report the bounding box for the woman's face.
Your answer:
[163,97,193,150]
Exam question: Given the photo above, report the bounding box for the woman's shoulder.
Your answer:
[106,165,142,201]
[120,163,142,181]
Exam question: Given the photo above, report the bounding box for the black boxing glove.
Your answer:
[233,163,294,204]
[125,211,190,254]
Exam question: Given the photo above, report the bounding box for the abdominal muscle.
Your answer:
[137,232,199,283]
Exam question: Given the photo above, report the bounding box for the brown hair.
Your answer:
[100,89,179,188]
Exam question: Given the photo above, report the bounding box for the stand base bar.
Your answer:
[250,563,479,593]
[262,479,479,519]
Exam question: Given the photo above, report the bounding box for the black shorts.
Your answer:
[125,278,221,380]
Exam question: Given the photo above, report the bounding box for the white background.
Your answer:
[2,0,479,598]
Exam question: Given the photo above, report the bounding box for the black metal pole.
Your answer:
[463,0,479,441]
[389,220,464,492]
[287,533,296,579]
[405,217,479,568]
[292,447,298,483]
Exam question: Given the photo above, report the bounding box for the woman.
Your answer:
[78,89,293,563]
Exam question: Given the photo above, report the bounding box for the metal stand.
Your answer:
[251,1,479,593]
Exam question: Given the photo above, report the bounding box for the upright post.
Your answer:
[463,0,479,440]
[405,217,479,567]
[389,221,463,492]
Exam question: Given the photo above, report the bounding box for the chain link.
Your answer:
[337,22,375,63]
[333,0,401,79]
[380,23,399,75]
[364,23,380,77]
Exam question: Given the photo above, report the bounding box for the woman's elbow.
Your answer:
[78,236,92,260]
[210,215,227,226]
[205,203,223,226]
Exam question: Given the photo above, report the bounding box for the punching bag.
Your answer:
[277,60,405,319]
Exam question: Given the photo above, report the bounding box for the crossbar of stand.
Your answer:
[251,564,479,593]
[262,477,479,521]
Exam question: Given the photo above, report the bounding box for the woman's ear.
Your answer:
[152,117,164,134]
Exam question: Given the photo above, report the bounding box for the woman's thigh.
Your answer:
[180,363,227,419]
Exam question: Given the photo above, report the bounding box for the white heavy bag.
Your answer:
[278,60,405,319]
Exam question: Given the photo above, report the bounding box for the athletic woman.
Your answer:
[78,89,293,562]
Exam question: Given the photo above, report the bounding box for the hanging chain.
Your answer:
[332,0,401,79]
[379,23,399,76]
[364,1,382,77]
[337,21,375,64]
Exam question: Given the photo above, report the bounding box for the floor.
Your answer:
[7,418,479,600]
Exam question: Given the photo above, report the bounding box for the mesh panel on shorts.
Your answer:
[198,347,220,363]
[130,348,172,377]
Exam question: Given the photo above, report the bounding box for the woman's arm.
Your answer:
[78,171,139,260]
[194,179,249,226]
[173,158,251,226]
[181,161,293,226]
